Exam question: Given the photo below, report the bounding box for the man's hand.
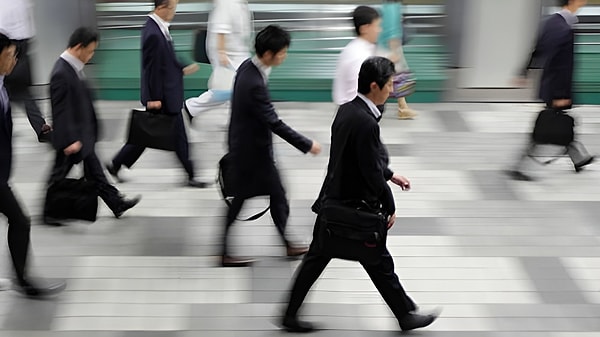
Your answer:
[391,174,411,191]
[147,101,162,110]
[64,141,82,155]
[387,212,396,229]
[552,98,572,108]
[218,51,230,67]
[183,63,200,75]
[309,140,322,155]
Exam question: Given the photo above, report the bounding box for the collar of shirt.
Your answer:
[558,8,579,27]
[357,93,382,120]
[60,51,85,77]
[149,12,172,41]
[251,55,272,84]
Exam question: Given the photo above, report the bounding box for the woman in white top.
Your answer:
[185,0,252,120]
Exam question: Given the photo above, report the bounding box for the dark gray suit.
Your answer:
[222,58,313,256]
[284,97,417,322]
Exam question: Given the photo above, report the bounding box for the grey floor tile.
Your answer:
[470,170,520,200]
[520,257,589,304]
[436,110,472,132]
[1,299,57,330]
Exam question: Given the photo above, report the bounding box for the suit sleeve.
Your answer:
[142,33,165,103]
[250,83,313,153]
[50,72,79,151]
[355,122,395,215]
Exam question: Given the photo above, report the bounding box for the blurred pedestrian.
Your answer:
[106,0,208,188]
[221,25,322,267]
[0,32,66,297]
[379,0,417,119]
[0,0,52,142]
[46,27,140,224]
[184,0,252,121]
[508,0,594,181]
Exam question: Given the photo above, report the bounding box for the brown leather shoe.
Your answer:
[286,245,309,257]
[221,255,254,267]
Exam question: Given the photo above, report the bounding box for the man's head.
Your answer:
[154,0,178,22]
[357,57,395,105]
[255,25,291,67]
[559,0,587,12]
[0,33,17,76]
[67,27,99,64]
[352,6,381,44]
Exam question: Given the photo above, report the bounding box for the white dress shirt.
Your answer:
[251,56,272,85]
[357,93,382,120]
[332,37,377,105]
[0,0,35,40]
[149,12,172,41]
[60,51,85,79]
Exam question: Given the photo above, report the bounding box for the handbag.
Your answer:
[390,71,416,98]
[217,153,270,221]
[126,108,177,151]
[532,108,574,146]
[317,200,388,265]
[44,178,98,222]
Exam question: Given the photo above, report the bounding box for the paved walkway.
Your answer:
[0,100,599,336]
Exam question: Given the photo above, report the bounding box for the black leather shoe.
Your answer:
[282,315,314,333]
[106,162,124,182]
[187,179,210,188]
[14,278,66,298]
[184,102,193,122]
[38,124,52,143]
[575,156,595,172]
[113,195,141,218]
[399,313,438,331]
[505,169,534,181]
[221,255,254,267]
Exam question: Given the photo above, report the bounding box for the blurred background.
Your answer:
[26,0,600,105]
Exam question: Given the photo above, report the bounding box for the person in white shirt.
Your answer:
[184,0,252,121]
[0,0,52,142]
[332,6,381,106]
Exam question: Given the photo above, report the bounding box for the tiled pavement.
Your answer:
[1,100,600,336]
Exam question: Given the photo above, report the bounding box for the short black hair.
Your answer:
[0,32,12,53]
[67,27,99,49]
[254,25,291,58]
[558,0,570,6]
[357,57,395,95]
[353,6,380,36]
[155,0,169,8]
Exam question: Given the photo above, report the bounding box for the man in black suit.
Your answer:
[0,33,66,297]
[508,0,594,181]
[281,57,438,333]
[106,0,206,188]
[47,27,140,223]
[221,25,322,267]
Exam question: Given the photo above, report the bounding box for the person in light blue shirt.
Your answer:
[379,0,417,119]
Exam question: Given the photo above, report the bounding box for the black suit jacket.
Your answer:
[228,58,312,196]
[523,13,574,104]
[49,58,98,161]
[319,97,395,216]
[140,18,184,114]
[0,100,12,185]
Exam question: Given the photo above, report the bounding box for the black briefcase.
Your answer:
[217,153,270,221]
[317,200,388,265]
[44,178,98,222]
[532,108,575,146]
[126,109,177,151]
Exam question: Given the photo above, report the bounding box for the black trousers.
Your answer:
[111,113,195,179]
[4,39,46,136]
[284,217,417,320]
[221,168,289,256]
[0,184,31,283]
[49,150,123,212]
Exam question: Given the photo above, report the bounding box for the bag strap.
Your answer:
[217,160,270,222]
